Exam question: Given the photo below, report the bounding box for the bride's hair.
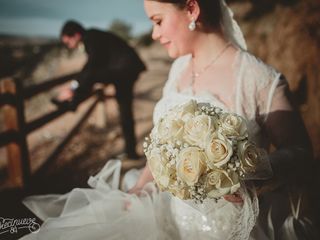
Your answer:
[147,0,222,31]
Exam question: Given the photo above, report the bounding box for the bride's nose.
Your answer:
[151,27,161,41]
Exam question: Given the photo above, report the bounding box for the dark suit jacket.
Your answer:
[74,29,146,102]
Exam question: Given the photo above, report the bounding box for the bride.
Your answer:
[21,0,313,239]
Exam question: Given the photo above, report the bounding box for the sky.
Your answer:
[0,0,152,38]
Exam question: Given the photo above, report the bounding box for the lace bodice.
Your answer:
[153,50,284,149]
[150,50,287,239]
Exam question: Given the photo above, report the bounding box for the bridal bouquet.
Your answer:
[144,100,268,202]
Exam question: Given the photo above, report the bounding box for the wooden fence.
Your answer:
[0,73,112,189]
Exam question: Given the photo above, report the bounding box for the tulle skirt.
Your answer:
[21,160,268,240]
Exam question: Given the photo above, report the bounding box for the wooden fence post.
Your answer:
[0,78,30,188]
[14,77,31,187]
[1,79,23,187]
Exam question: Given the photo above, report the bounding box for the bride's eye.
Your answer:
[154,20,162,26]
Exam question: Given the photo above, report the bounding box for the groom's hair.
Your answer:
[61,20,85,37]
[146,0,222,32]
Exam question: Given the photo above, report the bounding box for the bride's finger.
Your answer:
[223,193,243,203]
[127,186,142,196]
[123,199,132,211]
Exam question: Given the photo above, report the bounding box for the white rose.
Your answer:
[175,100,197,121]
[151,117,184,144]
[219,113,247,139]
[147,147,177,189]
[176,147,206,186]
[146,148,168,186]
[146,148,163,178]
[238,141,260,174]
[159,175,170,188]
[206,169,240,198]
[205,133,233,168]
[184,115,215,147]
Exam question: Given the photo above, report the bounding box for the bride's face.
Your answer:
[144,0,194,58]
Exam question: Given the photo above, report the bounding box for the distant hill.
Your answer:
[0,34,60,79]
[0,34,57,46]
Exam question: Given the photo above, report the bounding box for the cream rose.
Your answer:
[176,147,206,186]
[238,141,260,174]
[184,115,215,147]
[159,175,170,188]
[147,147,177,188]
[147,148,167,184]
[147,148,163,177]
[205,133,233,168]
[152,117,184,144]
[206,169,240,198]
[219,113,247,138]
[175,100,197,121]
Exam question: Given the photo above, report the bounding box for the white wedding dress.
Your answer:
[21,49,285,240]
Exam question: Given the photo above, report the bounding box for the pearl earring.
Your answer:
[188,19,196,31]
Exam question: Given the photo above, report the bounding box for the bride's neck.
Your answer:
[191,32,230,69]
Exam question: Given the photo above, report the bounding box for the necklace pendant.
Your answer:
[191,72,199,79]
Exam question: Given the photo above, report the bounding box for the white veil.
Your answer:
[218,2,264,239]
[220,0,247,51]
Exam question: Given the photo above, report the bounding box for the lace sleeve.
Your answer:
[257,75,313,185]
[257,74,293,122]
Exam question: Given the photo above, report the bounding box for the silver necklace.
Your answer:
[191,42,232,93]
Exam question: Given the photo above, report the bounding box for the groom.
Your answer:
[55,20,146,160]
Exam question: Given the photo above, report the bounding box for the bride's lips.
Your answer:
[161,41,171,48]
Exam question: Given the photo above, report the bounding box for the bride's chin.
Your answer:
[167,47,191,59]
[167,50,182,59]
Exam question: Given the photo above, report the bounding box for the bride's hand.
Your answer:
[124,185,144,211]
[223,193,243,204]
[126,165,154,196]
[127,185,143,196]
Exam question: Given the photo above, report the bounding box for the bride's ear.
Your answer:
[186,0,200,22]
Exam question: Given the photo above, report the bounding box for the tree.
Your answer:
[108,19,132,42]
[135,29,153,47]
